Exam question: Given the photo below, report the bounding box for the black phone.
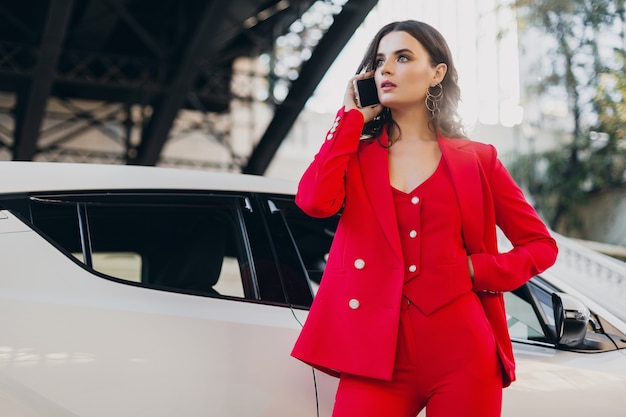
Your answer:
[353,77,379,107]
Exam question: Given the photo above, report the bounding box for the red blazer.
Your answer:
[291,107,558,387]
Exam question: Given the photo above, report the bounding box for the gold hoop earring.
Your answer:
[425,83,443,119]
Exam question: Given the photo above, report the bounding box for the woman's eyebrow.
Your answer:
[376,48,415,57]
[393,48,414,55]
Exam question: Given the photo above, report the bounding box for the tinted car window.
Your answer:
[85,202,244,297]
[505,290,548,342]
[21,193,286,303]
[267,197,339,307]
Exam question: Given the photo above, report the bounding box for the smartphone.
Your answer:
[353,77,379,107]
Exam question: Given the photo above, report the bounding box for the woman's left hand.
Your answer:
[344,72,383,123]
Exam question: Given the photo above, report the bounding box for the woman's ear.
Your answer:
[432,63,447,85]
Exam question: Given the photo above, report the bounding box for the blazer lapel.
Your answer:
[438,137,484,254]
[358,133,403,261]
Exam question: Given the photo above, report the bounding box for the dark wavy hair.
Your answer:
[356,20,466,142]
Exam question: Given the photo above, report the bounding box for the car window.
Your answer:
[527,281,557,329]
[505,278,567,344]
[74,252,143,282]
[86,202,245,297]
[505,290,548,341]
[264,197,339,307]
[25,194,264,300]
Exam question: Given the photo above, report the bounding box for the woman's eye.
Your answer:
[398,55,409,63]
[375,59,385,67]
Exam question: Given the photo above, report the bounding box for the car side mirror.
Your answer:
[552,292,591,348]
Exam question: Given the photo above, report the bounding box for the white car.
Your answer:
[0,161,624,417]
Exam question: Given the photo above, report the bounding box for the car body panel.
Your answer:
[0,211,316,417]
[505,344,626,416]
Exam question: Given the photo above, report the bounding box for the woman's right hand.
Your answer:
[344,72,383,123]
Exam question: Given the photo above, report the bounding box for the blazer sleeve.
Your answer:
[470,145,558,293]
[295,107,364,218]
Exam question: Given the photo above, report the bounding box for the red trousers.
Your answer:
[332,291,503,417]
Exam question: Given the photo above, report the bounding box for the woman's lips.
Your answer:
[380,80,396,91]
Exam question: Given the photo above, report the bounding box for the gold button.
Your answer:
[348,299,360,309]
[409,230,417,238]
[408,264,417,273]
[411,196,420,205]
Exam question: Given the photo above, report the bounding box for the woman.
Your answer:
[292,20,558,417]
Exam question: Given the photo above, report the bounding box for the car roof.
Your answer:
[0,161,298,195]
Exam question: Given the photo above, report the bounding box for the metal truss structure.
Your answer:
[0,0,377,174]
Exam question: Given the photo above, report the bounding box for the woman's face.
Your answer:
[374,30,446,110]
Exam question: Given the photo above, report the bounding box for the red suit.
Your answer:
[291,107,558,413]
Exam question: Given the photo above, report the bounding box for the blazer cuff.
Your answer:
[315,107,364,156]
[469,253,503,293]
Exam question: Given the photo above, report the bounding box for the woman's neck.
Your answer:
[389,107,437,143]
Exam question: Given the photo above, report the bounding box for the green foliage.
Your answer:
[511,0,626,232]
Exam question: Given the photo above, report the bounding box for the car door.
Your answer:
[260,195,341,416]
[0,191,320,417]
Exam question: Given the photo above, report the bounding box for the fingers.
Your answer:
[355,70,376,80]
[360,103,383,123]
[343,77,359,110]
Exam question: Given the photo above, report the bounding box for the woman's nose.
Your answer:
[380,61,393,75]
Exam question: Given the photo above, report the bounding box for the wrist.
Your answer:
[467,256,475,283]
